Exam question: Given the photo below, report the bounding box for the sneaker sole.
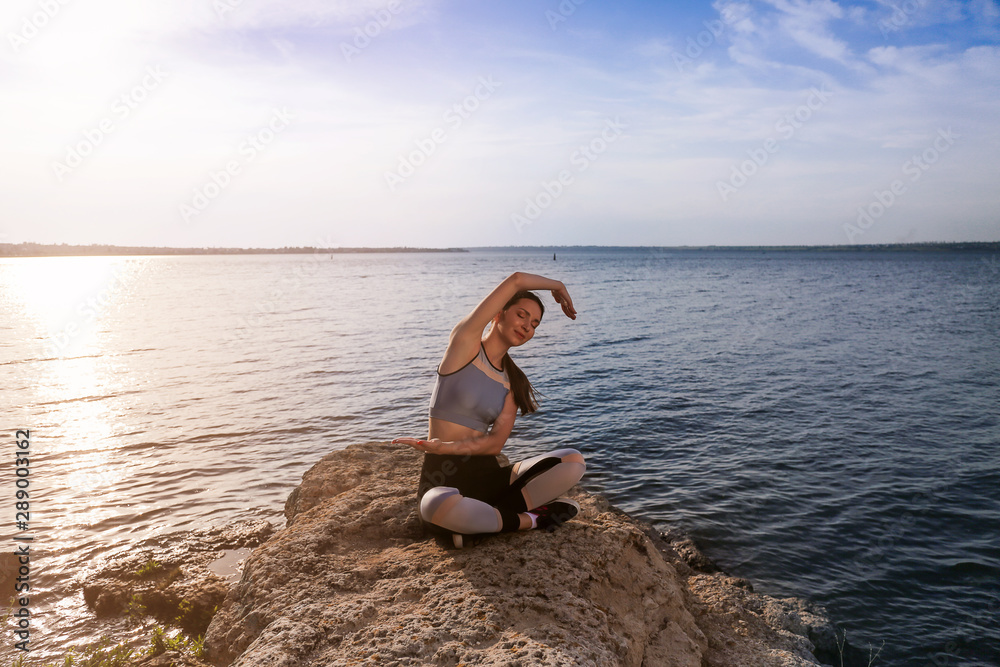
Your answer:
[537,498,581,531]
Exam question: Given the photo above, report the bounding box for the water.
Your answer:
[1,248,998,665]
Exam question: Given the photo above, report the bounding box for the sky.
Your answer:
[1,0,999,248]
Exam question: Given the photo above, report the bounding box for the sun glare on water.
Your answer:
[2,256,145,489]
[3,256,145,358]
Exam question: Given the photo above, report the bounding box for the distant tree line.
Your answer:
[0,243,469,257]
[1,241,996,258]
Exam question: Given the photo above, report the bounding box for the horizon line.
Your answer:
[1,240,998,258]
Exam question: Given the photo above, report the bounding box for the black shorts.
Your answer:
[417,453,512,504]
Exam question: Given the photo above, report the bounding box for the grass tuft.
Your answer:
[135,560,162,578]
[8,625,207,667]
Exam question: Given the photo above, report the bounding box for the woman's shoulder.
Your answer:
[437,337,484,375]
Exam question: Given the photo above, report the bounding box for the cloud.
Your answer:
[762,0,852,62]
[708,0,873,79]
[974,0,1000,21]
[869,0,965,30]
[207,0,440,34]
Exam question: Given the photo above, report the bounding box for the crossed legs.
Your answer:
[419,448,586,535]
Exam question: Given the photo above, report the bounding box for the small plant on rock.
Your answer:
[135,560,162,578]
[125,594,147,627]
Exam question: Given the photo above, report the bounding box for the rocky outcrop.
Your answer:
[82,519,274,636]
[204,442,839,666]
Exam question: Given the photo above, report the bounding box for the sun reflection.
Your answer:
[41,363,118,444]
[0,256,145,472]
[1,256,144,358]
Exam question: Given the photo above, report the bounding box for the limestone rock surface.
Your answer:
[82,519,273,635]
[205,442,835,666]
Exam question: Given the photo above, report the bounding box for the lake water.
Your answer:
[1,247,998,665]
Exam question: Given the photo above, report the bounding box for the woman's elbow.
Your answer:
[482,436,506,456]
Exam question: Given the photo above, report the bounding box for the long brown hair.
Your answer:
[499,290,545,416]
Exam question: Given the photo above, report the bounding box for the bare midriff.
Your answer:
[427,417,485,442]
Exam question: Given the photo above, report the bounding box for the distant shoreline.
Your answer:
[1,240,997,258]
[0,243,469,258]
[468,241,1000,253]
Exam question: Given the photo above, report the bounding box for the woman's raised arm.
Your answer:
[447,272,577,360]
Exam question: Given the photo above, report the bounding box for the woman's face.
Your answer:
[499,298,543,346]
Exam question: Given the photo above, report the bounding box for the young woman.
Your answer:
[392,271,587,548]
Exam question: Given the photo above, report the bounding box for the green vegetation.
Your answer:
[4,590,211,667]
[6,626,206,667]
[135,560,162,578]
[148,626,206,660]
[125,594,147,626]
[7,635,135,667]
[56,636,136,667]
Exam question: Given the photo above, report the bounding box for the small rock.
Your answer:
[661,529,721,573]
[82,519,273,636]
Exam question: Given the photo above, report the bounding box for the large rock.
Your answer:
[205,442,835,666]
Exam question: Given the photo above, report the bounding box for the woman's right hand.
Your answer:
[391,437,443,453]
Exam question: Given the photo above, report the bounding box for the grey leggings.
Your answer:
[418,448,586,535]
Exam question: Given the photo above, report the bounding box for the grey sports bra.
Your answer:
[428,342,510,432]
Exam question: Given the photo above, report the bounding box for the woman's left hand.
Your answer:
[550,282,577,320]
[391,437,442,453]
